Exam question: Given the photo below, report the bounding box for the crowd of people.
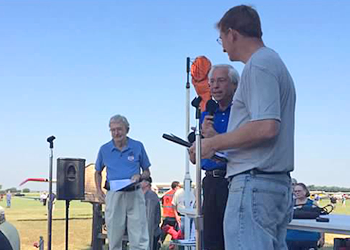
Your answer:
[93,4,296,250]
[91,4,349,250]
[0,4,345,250]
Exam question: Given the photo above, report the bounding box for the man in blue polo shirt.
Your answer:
[200,64,239,250]
[95,114,151,250]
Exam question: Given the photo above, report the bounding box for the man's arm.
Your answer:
[190,119,279,161]
[171,191,182,226]
[141,168,150,179]
[173,205,182,226]
[132,142,151,182]
[94,170,105,202]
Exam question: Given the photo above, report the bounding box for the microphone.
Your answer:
[47,135,56,149]
[206,99,218,116]
[187,132,196,143]
[47,136,56,143]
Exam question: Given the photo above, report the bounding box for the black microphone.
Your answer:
[188,131,204,143]
[47,135,56,149]
[206,99,218,116]
[47,136,56,143]
[187,132,196,143]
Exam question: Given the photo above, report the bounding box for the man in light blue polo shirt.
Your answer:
[95,114,151,250]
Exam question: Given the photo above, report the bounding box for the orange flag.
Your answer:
[191,56,212,111]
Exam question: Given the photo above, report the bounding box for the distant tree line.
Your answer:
[308,185,350,192]
[0,184,30,194]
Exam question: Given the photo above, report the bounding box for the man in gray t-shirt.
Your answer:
[189,5,295,250]
[226,46,296,177]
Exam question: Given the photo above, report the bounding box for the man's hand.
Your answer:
[96,189,105,203]
[202,115,218,138]
[189,137,216,164]
[131,174,141,182]
[174,212,182,227]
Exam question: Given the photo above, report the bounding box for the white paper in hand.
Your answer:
[109,179,135,191]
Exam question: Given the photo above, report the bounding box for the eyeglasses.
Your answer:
[216,37,222,45]
[209,77,228,85]
[110,127,124,133]
[294,190,304,193]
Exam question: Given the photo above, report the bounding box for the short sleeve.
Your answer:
[243,65,281,122]
[172,190,178,206]
[95,148,105,171]
[140,143,151,170]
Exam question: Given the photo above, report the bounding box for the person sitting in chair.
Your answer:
[286,183,324,250]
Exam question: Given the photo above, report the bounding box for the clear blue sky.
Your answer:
[1,1,349,191]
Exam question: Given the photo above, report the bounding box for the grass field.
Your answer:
[1,196,349,249]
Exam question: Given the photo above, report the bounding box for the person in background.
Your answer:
[330,195,337,209]
[291,178,298,199]
[342,194,346,206]
[286,183,324,250]
[6,191,11,208]
[171,184,195,238]
[40,192,47,206]
[313,194,320,206]
[141,176,161,250]
[160,181,180,243]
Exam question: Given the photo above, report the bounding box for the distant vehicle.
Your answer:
[14,193,25,197]
[310,191,328,200]
[329,192,350,200]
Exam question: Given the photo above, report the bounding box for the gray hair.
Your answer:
[109,114,130,130]
[208,64,240,85]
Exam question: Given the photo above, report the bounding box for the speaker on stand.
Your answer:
[57,158,86,250]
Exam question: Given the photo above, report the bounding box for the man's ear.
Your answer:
[229,29,240,42]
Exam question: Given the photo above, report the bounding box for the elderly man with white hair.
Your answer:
[95,114,151,250]
[200,64,240,250]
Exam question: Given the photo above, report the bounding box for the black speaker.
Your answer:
[56,158,86,200]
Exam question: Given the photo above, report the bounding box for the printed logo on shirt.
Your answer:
[127,152,135,161]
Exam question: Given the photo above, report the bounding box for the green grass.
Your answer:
[1,196,93,250]
[1,195,349,249]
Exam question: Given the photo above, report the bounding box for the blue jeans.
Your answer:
[224,172,293,250]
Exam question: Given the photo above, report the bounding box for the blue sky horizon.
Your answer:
[1,1,349,191]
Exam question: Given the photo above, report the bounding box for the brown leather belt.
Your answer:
[240,169,290,176]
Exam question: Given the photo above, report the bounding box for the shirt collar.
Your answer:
[216,103,232,114]
[109,138,130,152]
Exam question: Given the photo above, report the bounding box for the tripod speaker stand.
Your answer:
[57,157,86,250]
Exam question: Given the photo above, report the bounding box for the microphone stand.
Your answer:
[65,200,71,250]
[194,103,203,250]
[46,135,55,250]
[184,57,192,240]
